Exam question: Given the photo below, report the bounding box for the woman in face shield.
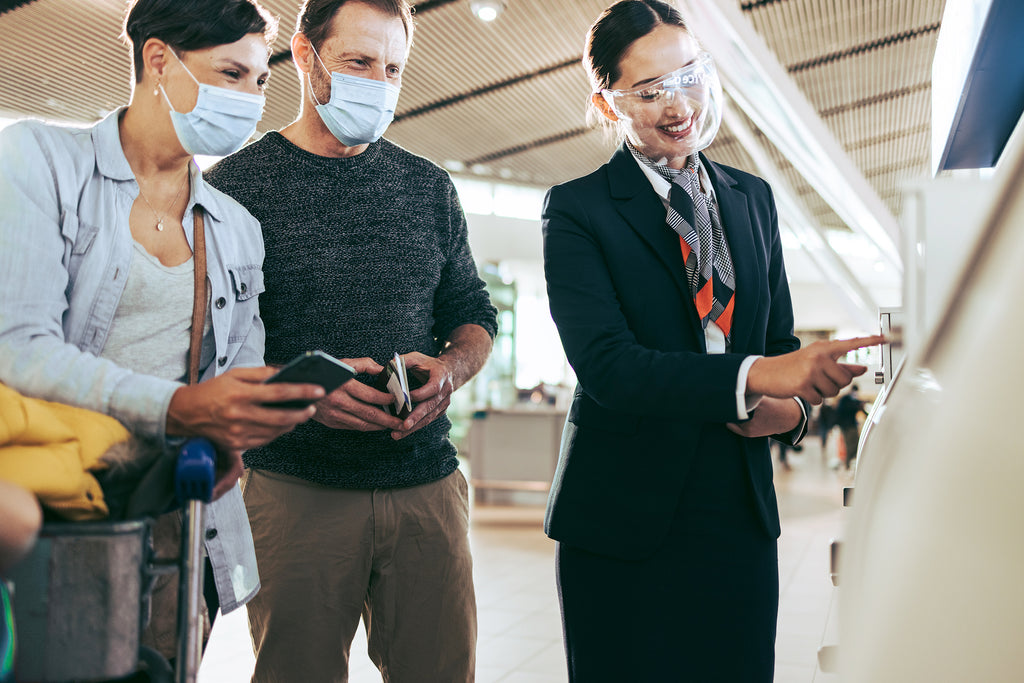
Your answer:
[541,1,881,680]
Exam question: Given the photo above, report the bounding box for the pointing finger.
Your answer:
[828,335,886,360]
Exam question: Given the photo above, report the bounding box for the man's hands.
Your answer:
[746,335,885,405]
[317,325,493,440]
[316,328,491,440]
[167,366,325,499]
[311,354,457,439]
[311,357,405,432]
[391,352,456,440]
[168,325,493,499]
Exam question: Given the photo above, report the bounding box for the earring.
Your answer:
[154,82,160,97]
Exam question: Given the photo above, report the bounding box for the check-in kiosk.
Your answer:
[836,2,1024,677]
[837,16,1024,676]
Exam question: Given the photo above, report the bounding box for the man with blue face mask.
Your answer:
[205,1,497,681]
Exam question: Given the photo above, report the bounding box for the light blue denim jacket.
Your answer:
[0,110,262,612]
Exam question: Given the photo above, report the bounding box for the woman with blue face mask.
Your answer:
[0,0,328,665]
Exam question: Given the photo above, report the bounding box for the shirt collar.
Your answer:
[91,106,222,222]
[92,108,135,182]
[625,140,715,204]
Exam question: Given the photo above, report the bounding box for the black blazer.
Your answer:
[542,144,800,560]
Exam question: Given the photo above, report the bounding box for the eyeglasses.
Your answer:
[600,52,718,115]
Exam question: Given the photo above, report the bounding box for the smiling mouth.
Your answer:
[659,116,694,136]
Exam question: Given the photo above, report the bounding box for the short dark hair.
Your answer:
[296,0,414,51]
[122,0,279,82]
[584,0,691,93]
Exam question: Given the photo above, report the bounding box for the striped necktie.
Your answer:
[665,157,736,340]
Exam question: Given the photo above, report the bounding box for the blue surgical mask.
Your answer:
[160,50,265,156]
[309,45,400,147]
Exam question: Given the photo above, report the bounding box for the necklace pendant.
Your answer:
[156,219,164,232]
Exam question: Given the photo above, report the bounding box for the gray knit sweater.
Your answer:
[205,133,497,488]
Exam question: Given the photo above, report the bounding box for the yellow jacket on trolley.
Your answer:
[0,383,131,520]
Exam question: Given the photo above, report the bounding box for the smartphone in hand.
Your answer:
[263,351,356,409]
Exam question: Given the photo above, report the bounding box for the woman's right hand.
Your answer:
[166,366,323,452]
[746,335,885,404]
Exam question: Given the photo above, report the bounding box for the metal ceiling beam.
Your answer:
[739,0,785,9]
[464,127,590,165]
[786,23,940,73]
[721,103,880,330]
[680,0,904,273]
[845,123,930,153]
[818,82,929,119]
[394,57,578,123]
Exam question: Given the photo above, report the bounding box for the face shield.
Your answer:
[600,52,723,155]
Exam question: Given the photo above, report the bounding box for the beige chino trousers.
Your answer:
[242,468,476,683]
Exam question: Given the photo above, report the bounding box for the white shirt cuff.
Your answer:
[790,397,809,445]
[736,355,763,420]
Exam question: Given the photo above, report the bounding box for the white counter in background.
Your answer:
[466,408,566,505]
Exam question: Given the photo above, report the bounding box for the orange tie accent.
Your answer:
[716,292,735,338]
[695,279,714,320]
[679,235,692,261]
[666,160,736,342]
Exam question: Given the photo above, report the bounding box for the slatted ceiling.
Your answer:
[260,60,302,133]
[860,168,923,217]
[0,0,952,253]
[709,104,853,233]
[0,0,130,122]
[865,151,931,179]
[453,129,614,187]
[876,189,901,210]
[792,40,933,114]
[827,87,932,166]
[743,0,946,224]
[255,0,304,40]
[849,127,931,175]
[393,0,597,114]
[846,122,929,155]
[389,67,592,166]
[743,0,944,64]
[502,130,613,183]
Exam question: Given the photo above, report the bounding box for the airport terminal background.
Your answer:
[4,0,1024,680]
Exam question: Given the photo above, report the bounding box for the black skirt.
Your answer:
[556,429,779,682]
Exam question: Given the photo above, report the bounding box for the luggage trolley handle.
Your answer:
[174,438,216,683]
[176,438,217,504]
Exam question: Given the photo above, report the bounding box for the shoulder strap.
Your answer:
[188,207,207,385]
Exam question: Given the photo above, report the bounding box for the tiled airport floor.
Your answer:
[199,438,851,682]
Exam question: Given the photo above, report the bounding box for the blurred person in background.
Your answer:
[817,398,835,450]
[835,384,867,470]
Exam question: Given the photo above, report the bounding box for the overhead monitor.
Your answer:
[931,0,1024,174]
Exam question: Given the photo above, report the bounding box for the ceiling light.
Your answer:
[470,0,506,22]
